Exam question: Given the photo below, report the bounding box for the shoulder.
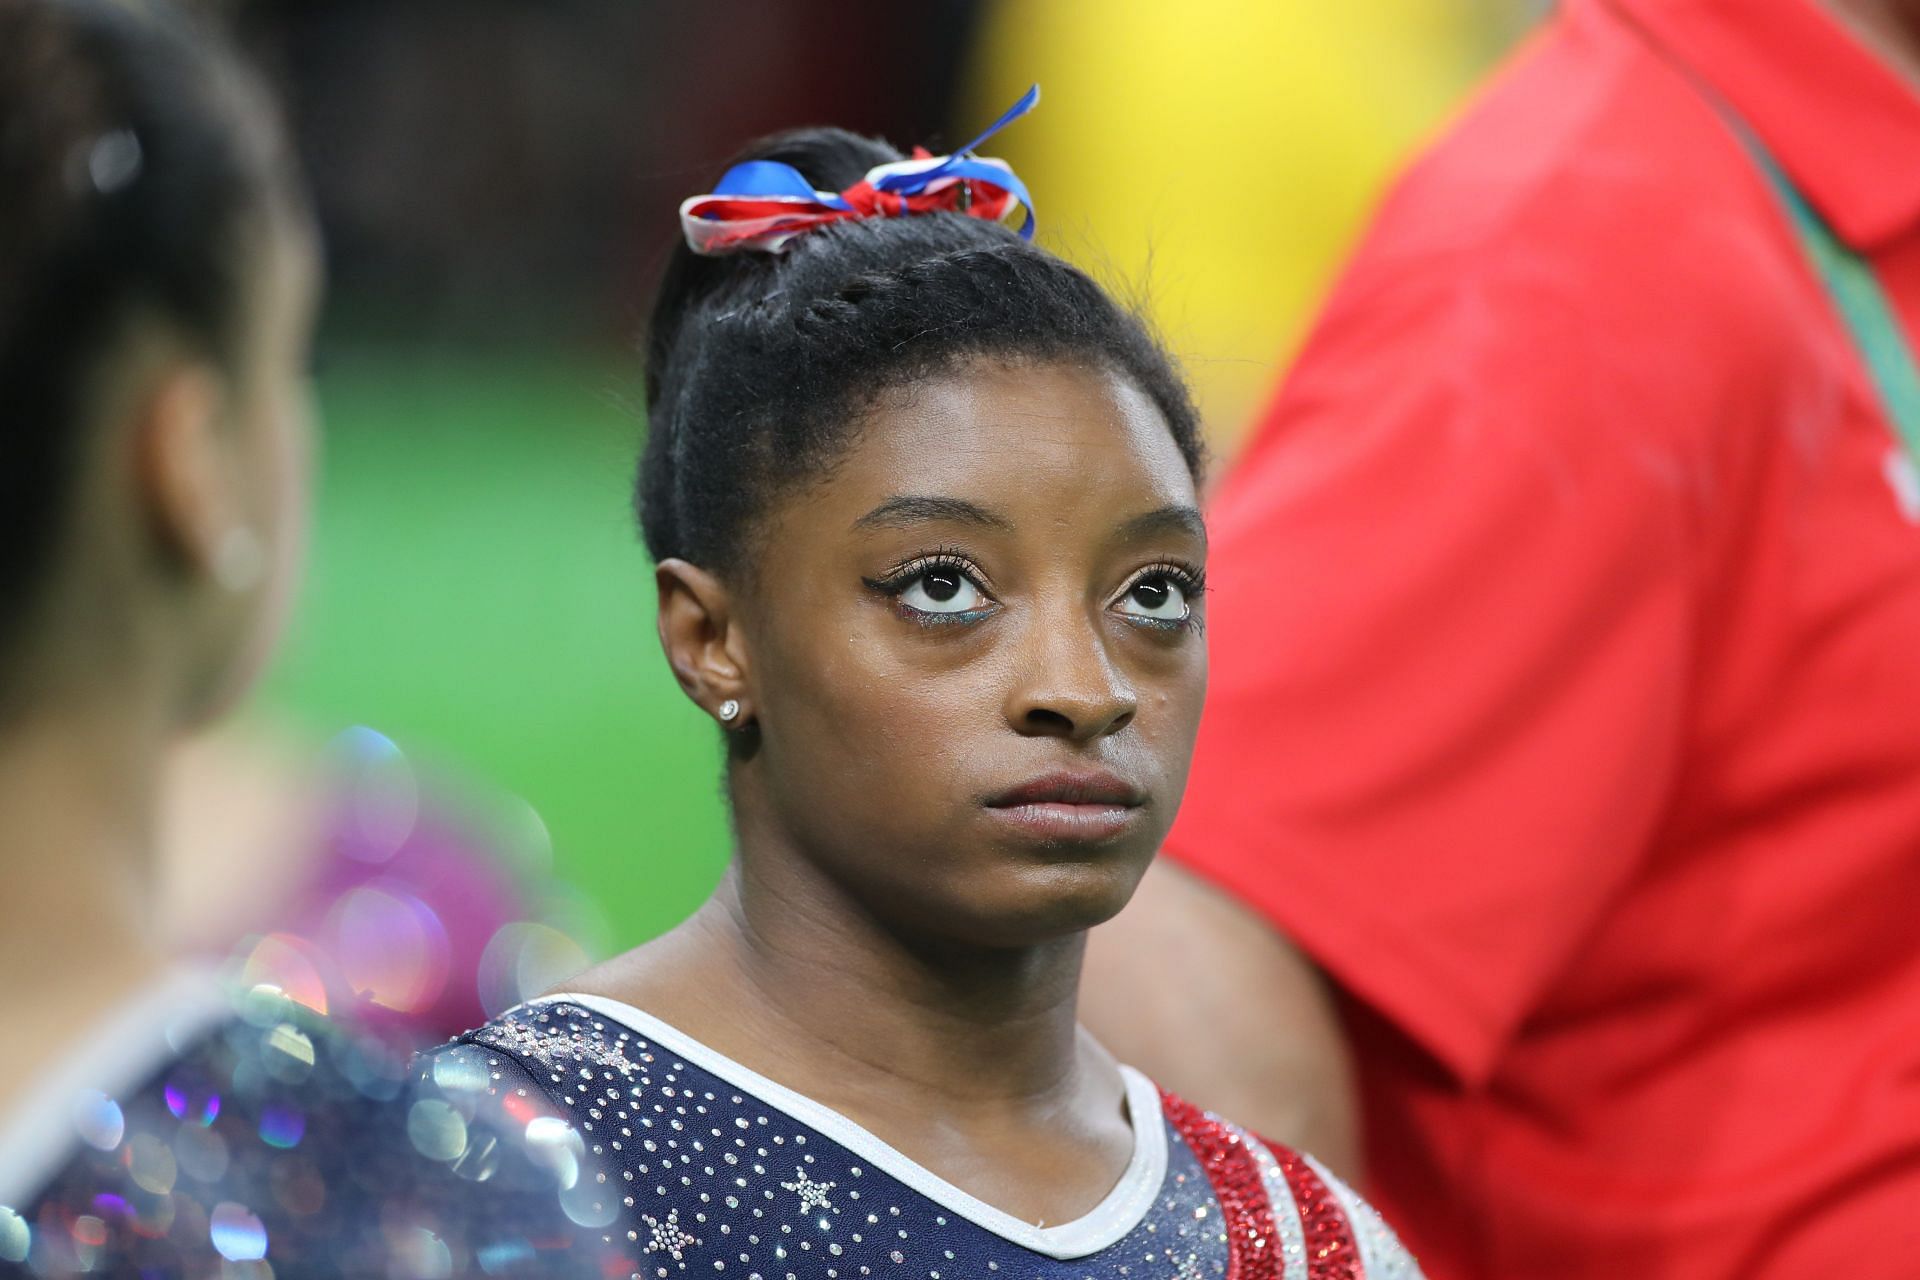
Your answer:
[1158,1088,1424,1280]
[1225,12,1815,523]
[430,1000,726,1228]
[441,999,657,1101]
[1384,4,1754,271]
[1257,1139,1425,1280]
[1306,3,1809,409]
[14,999,609,1277]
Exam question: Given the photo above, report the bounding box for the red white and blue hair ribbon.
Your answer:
[680,85,1040,256]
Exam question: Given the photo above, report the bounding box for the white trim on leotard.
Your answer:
[0,967,229,1206]
[537,992,1169,1261]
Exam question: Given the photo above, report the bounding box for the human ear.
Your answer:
[654,558,752,724]
[132,360,252,588]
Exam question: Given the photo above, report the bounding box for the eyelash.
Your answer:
[862,552,1208,633]
[1118,562,1209,633]
[862,548,994,627]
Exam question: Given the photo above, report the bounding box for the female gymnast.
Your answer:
[435,93,1422,1280]
[0,5,611,1273]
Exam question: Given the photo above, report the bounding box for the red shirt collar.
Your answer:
[1605,0,1920,249]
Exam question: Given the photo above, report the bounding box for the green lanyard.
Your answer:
[1741,136,1920,480]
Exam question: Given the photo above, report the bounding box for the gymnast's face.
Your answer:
[723,360,1207,947]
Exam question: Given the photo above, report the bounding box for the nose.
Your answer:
[1004,609,1137,743]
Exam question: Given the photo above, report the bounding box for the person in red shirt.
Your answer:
[1082,1,1920,1276]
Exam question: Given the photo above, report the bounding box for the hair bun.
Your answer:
[644,128,903,411]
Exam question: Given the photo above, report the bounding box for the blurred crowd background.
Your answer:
[207,0,1541,960]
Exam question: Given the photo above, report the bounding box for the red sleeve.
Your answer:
[1163,175,1776,1083]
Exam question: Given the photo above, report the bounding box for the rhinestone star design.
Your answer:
[470,1014,640,1079]
[641,1209,699,1261]
[780,1166,837,1214]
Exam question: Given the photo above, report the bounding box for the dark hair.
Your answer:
[639,127,1203,574]
[0,0,302,657]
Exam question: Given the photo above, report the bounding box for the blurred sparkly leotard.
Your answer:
[429,996,1424,1280]
[0,981,615,1278]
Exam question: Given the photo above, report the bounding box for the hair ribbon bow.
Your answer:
[680,85,1040,256]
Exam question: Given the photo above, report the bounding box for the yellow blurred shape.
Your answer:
[966,0,1511,448]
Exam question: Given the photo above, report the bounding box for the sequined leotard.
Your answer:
[1,983,615,1278]
[429,996,1423,1280]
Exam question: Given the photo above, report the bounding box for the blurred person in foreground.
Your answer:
[426,93,1421,1279]
[0,2,610,1272]
[1084,0,1920,1276]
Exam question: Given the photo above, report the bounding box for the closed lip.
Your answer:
[984,770,1147,810]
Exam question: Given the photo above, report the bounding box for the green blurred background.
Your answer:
[258,351,728,944]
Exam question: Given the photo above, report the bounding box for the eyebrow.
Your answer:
[853,495,1015,532]
[853,496,1207,543]
[1117,504,1208,544]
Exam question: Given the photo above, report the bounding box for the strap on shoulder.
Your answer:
[1160,1089,1364,1280]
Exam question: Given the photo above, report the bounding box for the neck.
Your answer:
[568,795,1139,1225]
[0,696,172,1068]
[724,858,1091,1105]
[599,846,1102,1121]
[1825,0,1920,86]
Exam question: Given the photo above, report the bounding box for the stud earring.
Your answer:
[717,699,741,724]
[214,527,265,594]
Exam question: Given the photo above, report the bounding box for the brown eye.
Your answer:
[1132,580,1170,610]
[922,568,964,603]
[1114,572,1190,623]
[900,566,988,615]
